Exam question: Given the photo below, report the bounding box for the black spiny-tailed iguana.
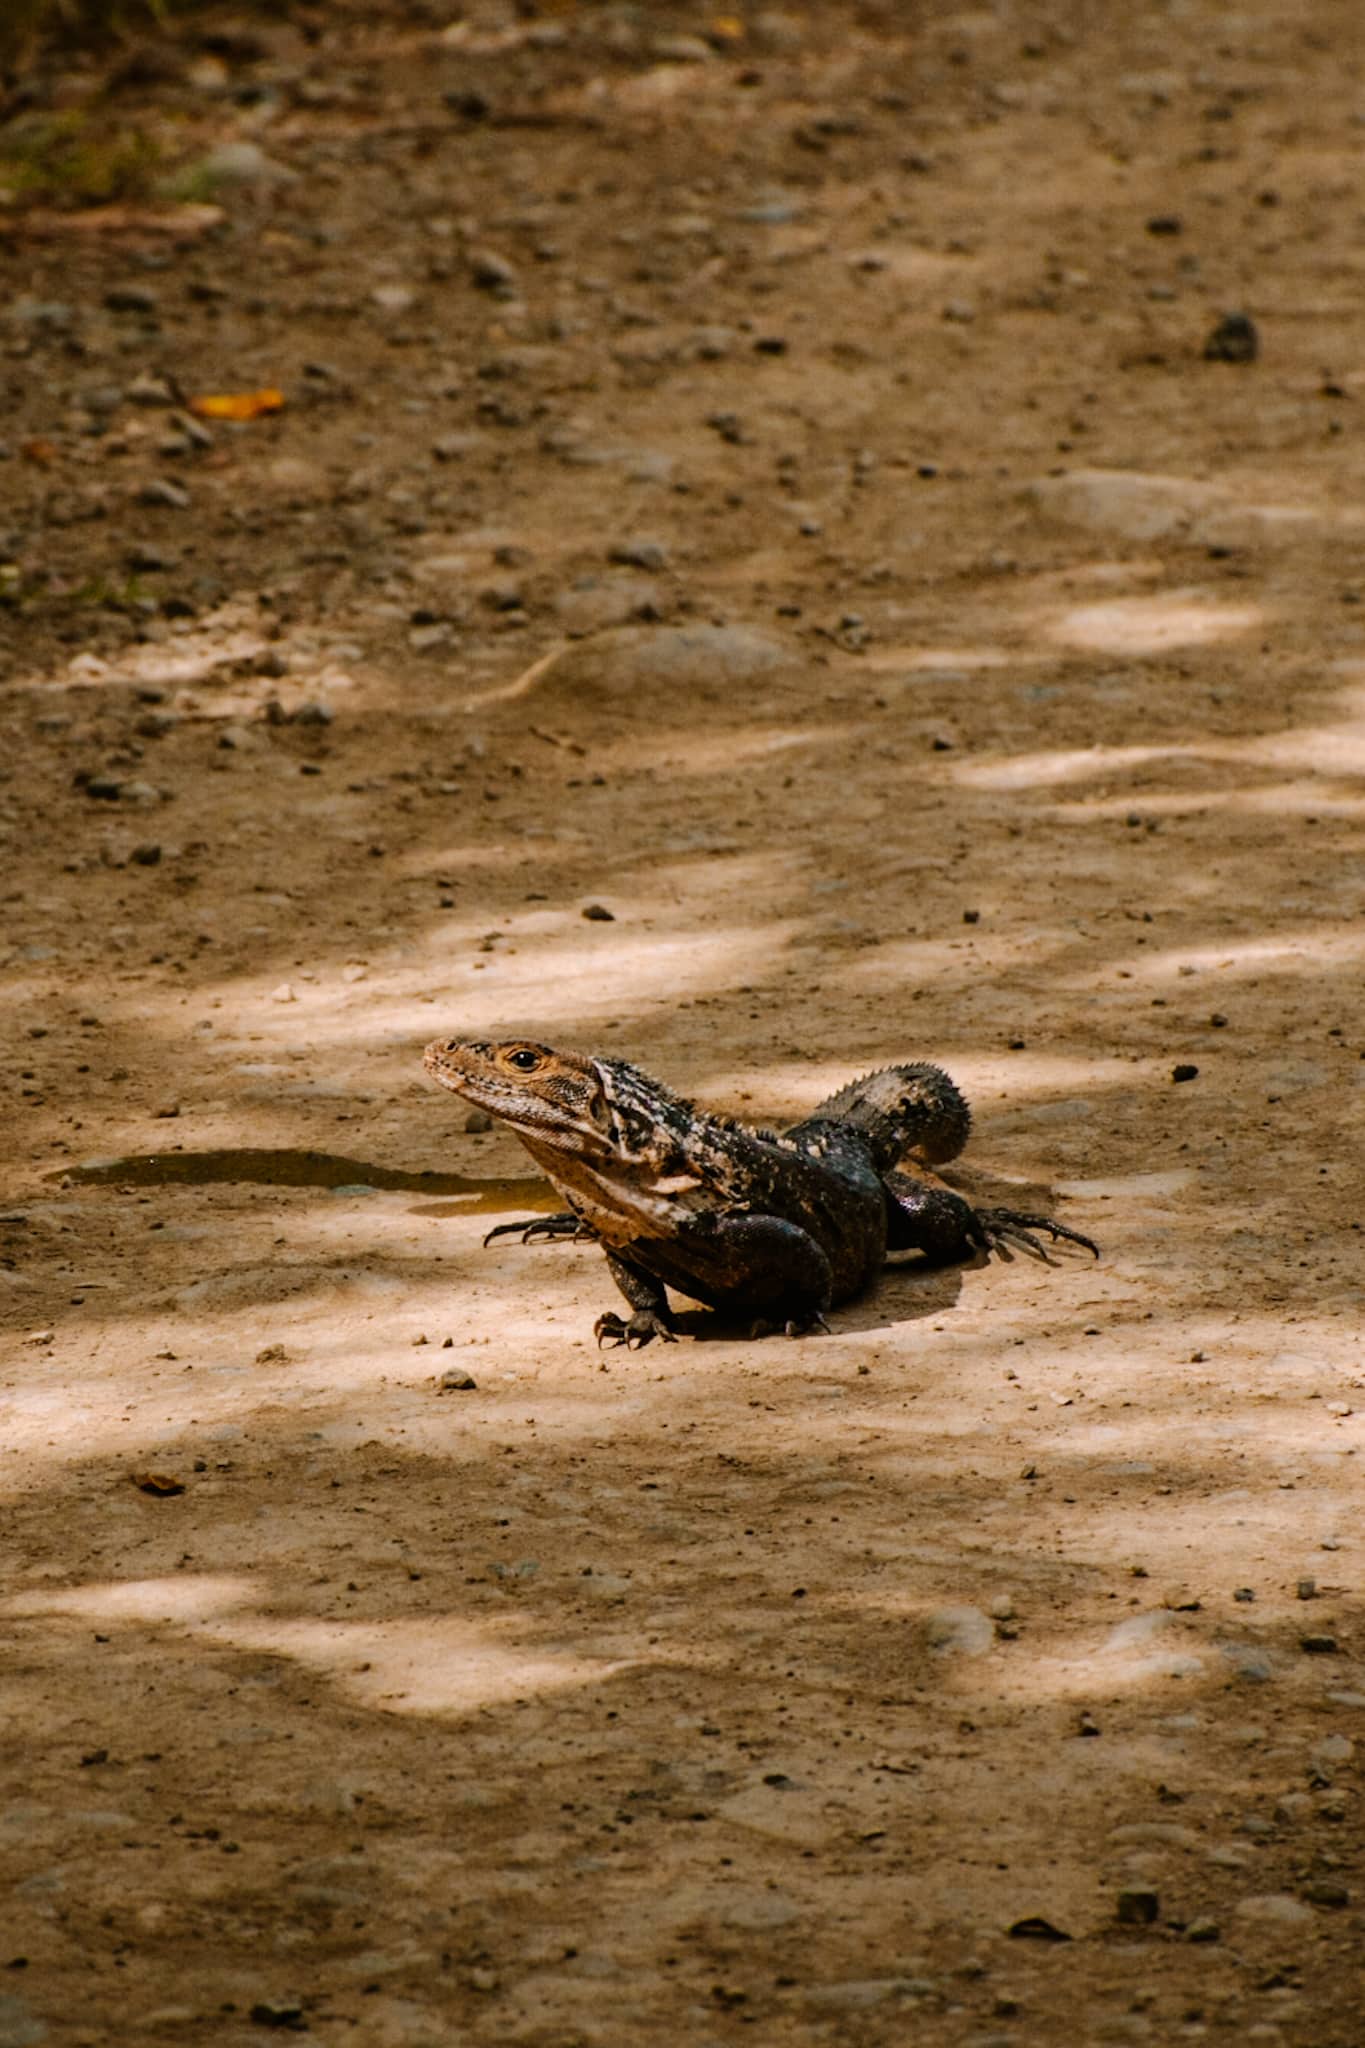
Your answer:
[422,1038,1098,1346]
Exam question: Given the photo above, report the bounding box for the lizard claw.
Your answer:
[594,1310,678,1350]
[974,1209,1100,1263]
[747,1310,832,1339]
[483,1211,594,1249]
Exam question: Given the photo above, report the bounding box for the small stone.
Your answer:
[290,702,333,726]
[439,1368,478,1393]
[608,537,669,570]
[247,2001,307,2030]
[582,903,615,922]
[1171,1063,1199,1083]
[196,140,296,187]
[1300,1634,1339,1654]
[1146,213,1183,236]
[469,249,518,292]
[270,983,297,1004]
[370,283,416,316]
[125,541,171,572]
[1296,1578,1317,1600]
[125,372,176,407]
[138,479,191,511]
[464,1110,493,1134]
[1116,1886,1159,1926]
[84,775,123,801]
[1204,311,1259,363]
[104,284,159,314]
[1301,1880,1349,1908]
[1186,1918,1220,1943]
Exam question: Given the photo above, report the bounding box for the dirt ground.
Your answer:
[2,1,1363,2041]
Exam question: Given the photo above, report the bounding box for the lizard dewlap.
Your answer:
[423,1038,1098,1347]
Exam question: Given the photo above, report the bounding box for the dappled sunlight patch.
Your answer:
[1092,924,1365,987]
[951,740,1181,792]
[1046,589,1263,656]
[200,1613,634,1716]
[861,643,1013,675]
[6,1573,254,1625]
[168,917,803,1049]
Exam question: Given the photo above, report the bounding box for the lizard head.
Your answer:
[423,1036,695,1172]
[423,1037,617,1153]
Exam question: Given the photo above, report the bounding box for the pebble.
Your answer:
[371,284,416,316]
[582,903,615,922]
[1204,311,1259,363]
[1116,1886,1159,1925]
[469,249,518,293]
[125,373,176,407]
[125,541,172,571]
[195,140,297,187]
[438,1369,478,1392]
[138,479,191,511]
[104,285,159,315]
[608,537,669,570]
[464,1110,493,1134]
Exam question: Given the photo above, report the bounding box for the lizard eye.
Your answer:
[507,1048,541,1072]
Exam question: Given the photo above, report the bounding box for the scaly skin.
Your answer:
[422,1038,1098,1346]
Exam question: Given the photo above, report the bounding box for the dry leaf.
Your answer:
[130,1470,185,1496]
[1,204,225,239]
[188,388,286,422]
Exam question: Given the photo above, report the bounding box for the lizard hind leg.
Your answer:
[884,1169,1099,1265]
[974,1209,1100,1261]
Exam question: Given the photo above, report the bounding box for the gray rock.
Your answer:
[1233,1892,1315,1926]
[194,140,297,187]
[925,1605,994,1657]
[1025,467,1346,548]
[1220,1643,1275,1682]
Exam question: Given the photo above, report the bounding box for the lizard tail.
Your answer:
[797,1063,972,1170]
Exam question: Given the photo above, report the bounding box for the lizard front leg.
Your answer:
[483,1211,596,1248]
[658,1214,836,1337]
[594,1249,680,1350]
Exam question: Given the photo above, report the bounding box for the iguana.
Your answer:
[422,1037,1098,1347]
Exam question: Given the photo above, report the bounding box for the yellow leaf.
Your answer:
[188,388,286,421]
